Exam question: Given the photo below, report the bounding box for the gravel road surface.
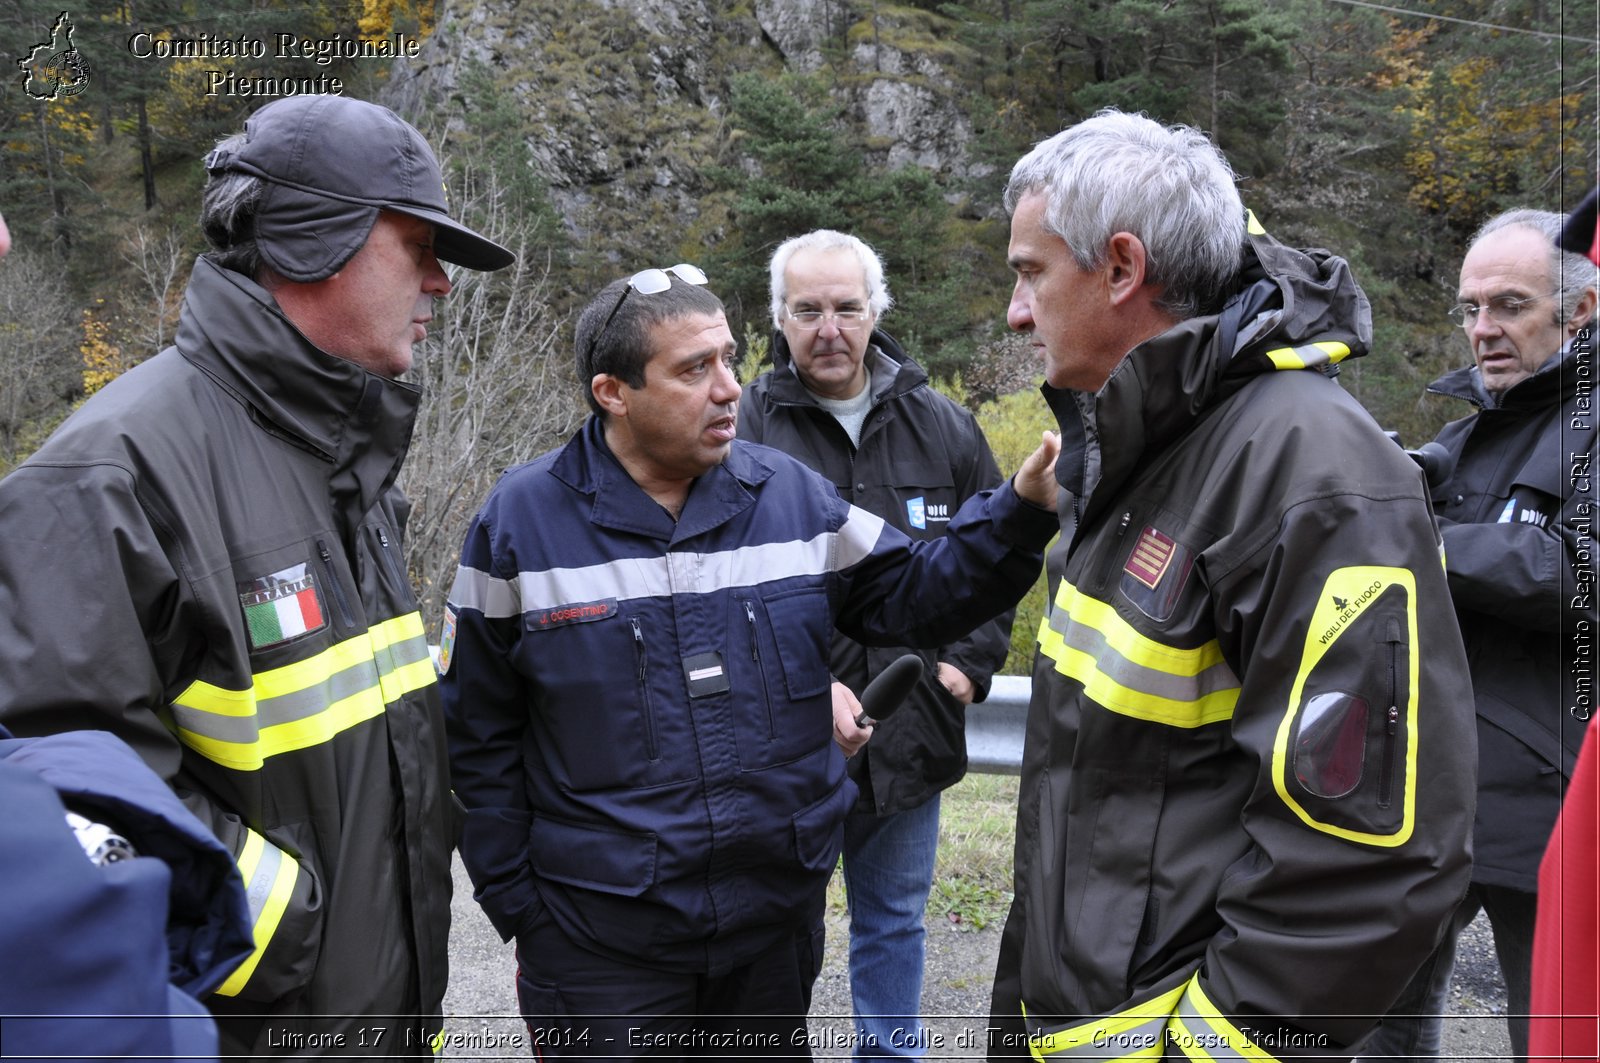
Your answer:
[440,855,1513,1060]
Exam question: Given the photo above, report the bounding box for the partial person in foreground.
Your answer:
[986,109,1477,1061]
[442,265,1058,1059]
[0,95,514,1057]
[0,209,252,1062]
[739,229,1015,1060]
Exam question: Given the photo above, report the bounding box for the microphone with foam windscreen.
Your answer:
[854,653,925,727]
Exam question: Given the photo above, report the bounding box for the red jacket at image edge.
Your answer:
[1530,715,1600,1061]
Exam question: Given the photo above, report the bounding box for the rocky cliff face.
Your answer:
[385,0,979,255]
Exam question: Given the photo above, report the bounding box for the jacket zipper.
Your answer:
[630,618,659,761]
[316,539,356,629]
[374,526,410,599]
[1379,617,1402,809]
[744,600,777,739]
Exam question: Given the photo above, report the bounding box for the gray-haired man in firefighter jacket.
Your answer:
[985,110,1477,1060]
[0,95,513,1056]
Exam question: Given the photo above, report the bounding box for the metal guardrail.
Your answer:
[965,674,1029,776]
[431,647,1031,775]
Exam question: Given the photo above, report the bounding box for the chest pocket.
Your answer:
[883,459,957,542]
[1439,417,1572,528]
[173,537,393,822]
[517,605,698,793]
[730,587,834,770]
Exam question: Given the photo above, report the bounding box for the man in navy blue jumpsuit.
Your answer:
[440,268,1059,1058]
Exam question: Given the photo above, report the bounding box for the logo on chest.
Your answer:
[237,563,327,650]
[906,496,950,531]
[1497,496,1551,529]
[1119,524,1195,623]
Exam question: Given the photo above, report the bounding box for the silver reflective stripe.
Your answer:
[448,566,520,618]
[243,841,283,924]
[1036,1013,1166,1058]
[1171,994,1263,1062]
[1043,606,1241,705]
[836,506,885,569]
[171,659,379,743]
[454,508,888,619]
[169,631,429,743]
[375,629,432,677]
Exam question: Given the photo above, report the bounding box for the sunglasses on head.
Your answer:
[586,263,709,362]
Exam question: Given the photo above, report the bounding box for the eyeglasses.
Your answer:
[1446,293,1553,327]
[587,263,709,360]
[784,307,870,331]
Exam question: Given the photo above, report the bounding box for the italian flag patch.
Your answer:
[238,563,327,650]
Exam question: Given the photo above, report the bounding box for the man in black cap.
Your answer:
[0,94,512,1057]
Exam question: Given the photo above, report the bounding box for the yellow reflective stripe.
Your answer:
[1026,985,1187,1059]
[214,831,300,998]
[1038,582,1240,728]
[1264,341,1351,370]
[380,657,438,703]
[430,1029,446,1055]
[1271,566,1418,846]
[182,613,427,713]
[1166,976,1280,1062]
[173,613,435,771]
[1246,210,1267,236]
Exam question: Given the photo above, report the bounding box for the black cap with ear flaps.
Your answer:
[204,94,515,282]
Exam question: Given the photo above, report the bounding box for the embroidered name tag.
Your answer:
[526,598,618,631]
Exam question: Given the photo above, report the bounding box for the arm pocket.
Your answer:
[1274,568,1416,846]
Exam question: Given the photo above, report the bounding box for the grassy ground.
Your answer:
[827,773,1021,932]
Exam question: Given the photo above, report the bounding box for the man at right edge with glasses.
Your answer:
[439,266,1062,1056]
[1359,209,1598,1062]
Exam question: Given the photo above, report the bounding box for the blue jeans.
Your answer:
[841,793,942,1062]
[1355,883,1536,1062]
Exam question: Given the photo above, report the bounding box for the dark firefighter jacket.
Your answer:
[1426,333,1598,892]
[0,727,252,1060]
[441,418,1056,975]
[738,331,1014,815]
[995,217,1477,1060]
[0,257,456,1056]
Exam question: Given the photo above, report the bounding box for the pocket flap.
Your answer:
[529,814,658,897]
[791,777,856,872]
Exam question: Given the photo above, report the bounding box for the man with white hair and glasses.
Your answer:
[1359,208,1598,1063]
[740,229,1014,1060]
[441,265,1061,1055]
[986,109,1477,1061]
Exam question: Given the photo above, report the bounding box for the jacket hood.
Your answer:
[767,326,927,408]
[1046,217,1373,509]
[174,255,423,516]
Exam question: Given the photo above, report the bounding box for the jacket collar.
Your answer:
[1048,219,1373,520]
[1427,337,1590,413]
[173,256,422,515]
[767,327,927,409]
[550,416,778,544]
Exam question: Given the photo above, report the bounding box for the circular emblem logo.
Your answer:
[43,49,91,97]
